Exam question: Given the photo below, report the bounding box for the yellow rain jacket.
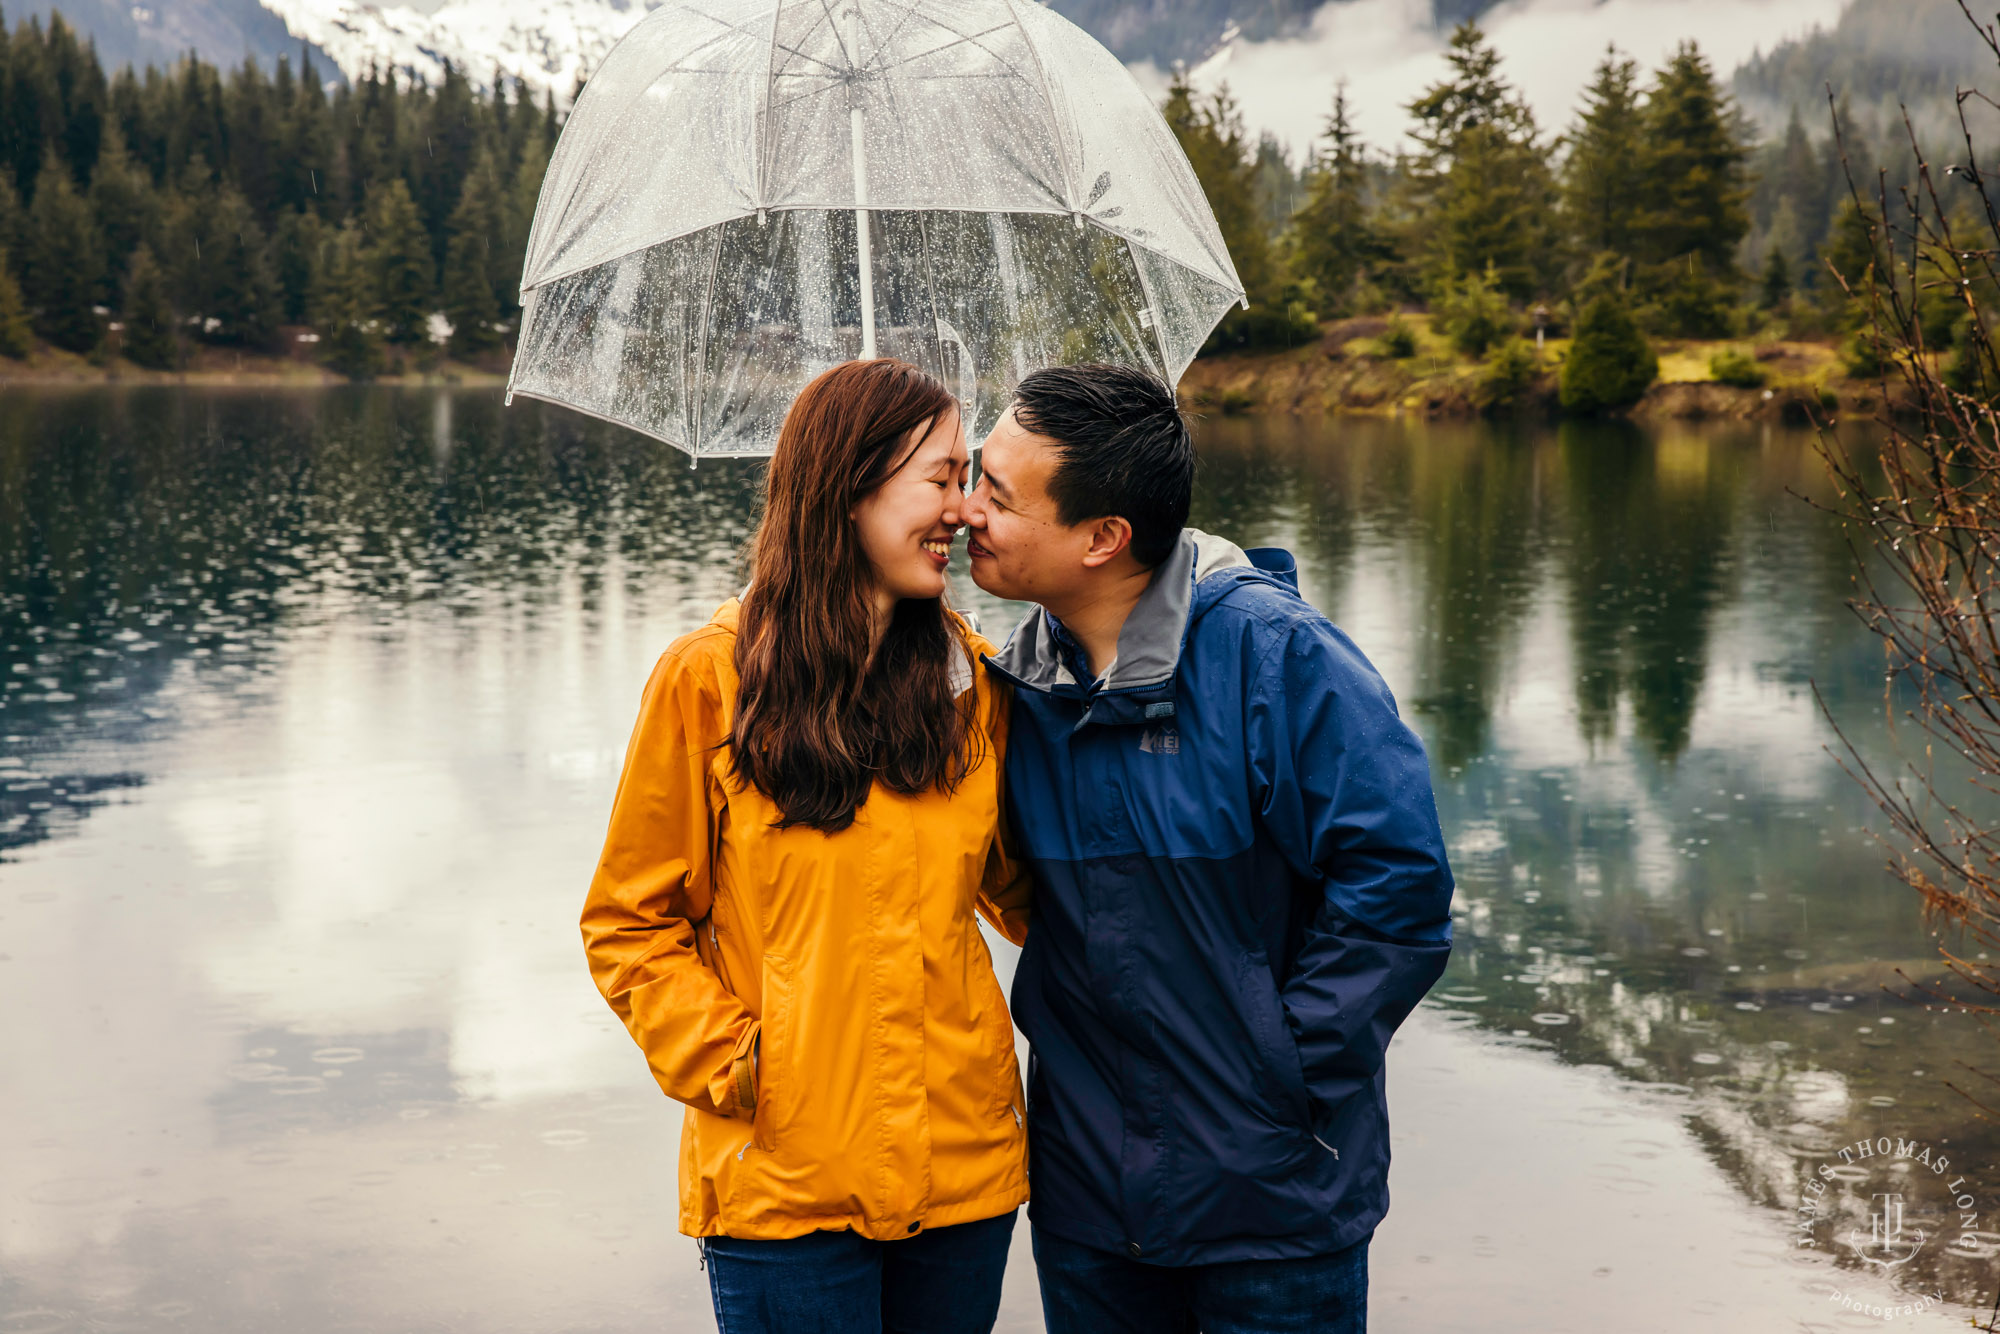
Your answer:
[582,599,1032,1242]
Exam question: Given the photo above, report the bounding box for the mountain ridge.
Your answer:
[16,0,1979,154]
[257,0,656,97]
[8,0,336,79]
[16,0,1507,95]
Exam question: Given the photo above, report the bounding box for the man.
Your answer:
[962,365,1454,1333]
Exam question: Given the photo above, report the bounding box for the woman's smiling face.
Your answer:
[851,407,969,604]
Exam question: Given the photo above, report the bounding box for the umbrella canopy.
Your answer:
[506,0,1245,457]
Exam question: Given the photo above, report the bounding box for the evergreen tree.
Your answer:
[12,13,109,191]
[281,52,338,218]
[1252,133,1303,238]
[272,209,327,325]
[173,62,229,194]
[1436,263,1510,356]
[157,186,206,323]
[1822,96,1873,237]
[417,62,482,254]
[1561,48,1645,259]
[1770,107,1825,263]
[1942,314,1992,396]
[197,186,283,346]
[89,124,154,279]
[364,177,434,345]
[441,150,506,355]
[1163,74,1307,347]
[501,109,558,323]
[1821,197,1883,319]
[1407,22,1539,152]
[0,15,578,373]
[1631,44,1750,277]
[1403,23,1554,298]
[1291,86,1380,315]
[1475,338,1540,413]
[120,243,177,369]
[0,248,32,358]
[24,152,105,353]
[1763,196,1808,292]
[1652,256,1735,338]
[1759,247,1793,308]
[223,61,281,223]
[1561,295,1657,412]
[1163,75,1270,295]
[316,220,384,379]
[0,171,26,270]
[348,68,408,216]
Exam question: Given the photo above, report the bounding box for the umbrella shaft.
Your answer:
[850,105,876,360]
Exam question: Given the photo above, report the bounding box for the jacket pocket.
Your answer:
[1236,952,1312,1128]
[975,965,1022,1123]
[752,954,794,1152]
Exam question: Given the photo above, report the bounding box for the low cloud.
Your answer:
[1135,0,1843,157]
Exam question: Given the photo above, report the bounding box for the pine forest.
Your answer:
[0,5,1969,400]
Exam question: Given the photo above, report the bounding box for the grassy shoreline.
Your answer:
[0,339,511,388]
[1177,314,1875,422]
[0,316,1873,423]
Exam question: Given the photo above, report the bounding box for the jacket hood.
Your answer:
[985,528,1299,726]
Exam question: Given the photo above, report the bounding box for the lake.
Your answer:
[0,388,1993,1333]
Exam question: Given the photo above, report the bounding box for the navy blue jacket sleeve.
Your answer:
[1247,616,1454,1127]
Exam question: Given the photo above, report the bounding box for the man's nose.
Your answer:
[962,480,988,528]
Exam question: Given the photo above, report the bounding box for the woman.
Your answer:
[581,358,1031,1334]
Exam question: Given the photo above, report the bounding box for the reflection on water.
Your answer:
[1182,416,1999,1313]
[0,391,1992,1330]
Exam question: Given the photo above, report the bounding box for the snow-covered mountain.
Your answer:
[253,0,1502,97]
[12,0,1543,101]
[257,0,663,96]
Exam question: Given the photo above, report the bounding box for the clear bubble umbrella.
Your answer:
[505,0,1245,458]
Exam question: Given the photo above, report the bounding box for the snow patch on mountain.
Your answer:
[261,0,663,96]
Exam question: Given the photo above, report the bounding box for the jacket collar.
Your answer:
[986,528,1294,727]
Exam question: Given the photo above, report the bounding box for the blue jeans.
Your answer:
[702,1211,1017,1334]
[1031,1226,1368,1334]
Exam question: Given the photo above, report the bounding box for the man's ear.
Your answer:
[1079,516,1135,569]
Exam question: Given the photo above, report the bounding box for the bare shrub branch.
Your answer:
[1813,28,2000,1114]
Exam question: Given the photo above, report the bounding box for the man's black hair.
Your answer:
[1011,364,1193,568]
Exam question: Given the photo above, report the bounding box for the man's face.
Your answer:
[963,407,1087,605]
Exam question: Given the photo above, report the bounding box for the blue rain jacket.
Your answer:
[985,530,1454,1266]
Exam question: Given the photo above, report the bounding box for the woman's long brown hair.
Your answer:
[730,358,978,832]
